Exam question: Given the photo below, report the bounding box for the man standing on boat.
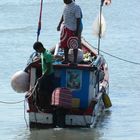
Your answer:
[33,42,55,108]
[57,0,83,65]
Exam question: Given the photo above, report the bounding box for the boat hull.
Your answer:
[25,38,111,128]
[28,102,104,128]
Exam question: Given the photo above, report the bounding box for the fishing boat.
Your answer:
[11,0,112,128]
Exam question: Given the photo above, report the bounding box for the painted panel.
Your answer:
[66,69,82,90]
[60,69,90,109]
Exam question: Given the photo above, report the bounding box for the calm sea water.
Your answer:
[0,0,140,140]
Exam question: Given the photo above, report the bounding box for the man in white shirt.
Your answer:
[57,0,82,65]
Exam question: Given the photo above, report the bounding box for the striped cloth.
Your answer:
[51,87,72,109]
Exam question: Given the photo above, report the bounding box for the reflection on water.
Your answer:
[16,110,112,140]
[27,128,102,140]
[96,110,112,128]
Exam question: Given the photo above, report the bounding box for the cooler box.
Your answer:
[51,87,72,109]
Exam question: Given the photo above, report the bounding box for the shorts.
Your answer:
[60,26,79,49]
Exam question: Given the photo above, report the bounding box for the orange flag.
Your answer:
[104,0,111,5]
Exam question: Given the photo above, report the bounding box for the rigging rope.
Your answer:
[0,99,25,104]
[95,1,140,65]
[83,38,140,66]
[0,85,38,128]
[0,87,35,104]
[100,49,140,66]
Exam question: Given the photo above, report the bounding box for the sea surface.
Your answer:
[0,0,140,140]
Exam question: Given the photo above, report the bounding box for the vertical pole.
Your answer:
[97,0,104,55]
[97,0,104,92]
[37,0,43,42]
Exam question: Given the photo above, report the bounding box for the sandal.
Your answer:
[62,60,69,64]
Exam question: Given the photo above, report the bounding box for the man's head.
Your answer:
[63,0,72,4]
[33,42,45,53]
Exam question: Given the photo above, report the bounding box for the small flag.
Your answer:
[104,0,111,6]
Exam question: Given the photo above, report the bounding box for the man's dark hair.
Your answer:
[64,0,72,4]
[33,41,44,51]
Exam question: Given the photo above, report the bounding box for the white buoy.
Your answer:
[11,70,30,93]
